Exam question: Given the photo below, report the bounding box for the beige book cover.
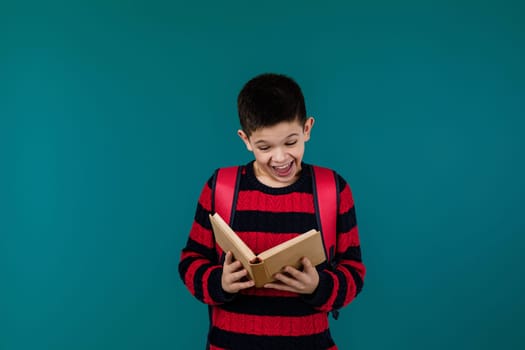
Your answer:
[209,212,326,288]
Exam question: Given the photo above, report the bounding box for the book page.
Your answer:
[257,229,320,260]
[257,229,326,279]
[209,213,256,263]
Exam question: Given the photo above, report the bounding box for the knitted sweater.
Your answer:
[179,162,365,350]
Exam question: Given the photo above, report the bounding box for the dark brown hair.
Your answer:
[237,73,306,136]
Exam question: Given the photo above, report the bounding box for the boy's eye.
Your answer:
[258,146,270,151]
[285,141,297,146]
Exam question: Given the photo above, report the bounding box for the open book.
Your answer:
[209,212,326,288]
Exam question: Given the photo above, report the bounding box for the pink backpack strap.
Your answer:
[212,166,241,226]
[311,165,339,263]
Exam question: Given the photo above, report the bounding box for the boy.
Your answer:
[179,73,365,349]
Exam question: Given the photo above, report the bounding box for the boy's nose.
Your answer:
[273,147,286,162]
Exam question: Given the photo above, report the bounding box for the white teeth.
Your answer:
[274,164,290,169]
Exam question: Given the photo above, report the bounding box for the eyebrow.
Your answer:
[254,133,300,145]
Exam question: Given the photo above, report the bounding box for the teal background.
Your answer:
[1,0,524,349]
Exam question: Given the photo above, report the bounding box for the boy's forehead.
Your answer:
[250,120,304,140]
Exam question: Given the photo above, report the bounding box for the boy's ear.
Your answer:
[303,117,315,142]
[237,130,253,152]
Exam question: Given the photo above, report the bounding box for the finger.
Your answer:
[302,257,313,272]
[228,260,243,272]
[273,272,302,289]
[282,265,305,281]
[301,258,318,280]
[224,253,242,271]
[224,251,233,265]
[233,279,255,290]
[229,268,249,283]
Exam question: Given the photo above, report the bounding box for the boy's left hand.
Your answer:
[264,257,319,294]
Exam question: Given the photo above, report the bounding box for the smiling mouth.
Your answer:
[272,161,294,176]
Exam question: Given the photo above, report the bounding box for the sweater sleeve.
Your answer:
[302,175,366,312]
[178,177,235,305]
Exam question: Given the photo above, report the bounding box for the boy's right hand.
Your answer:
[221,251,255,293]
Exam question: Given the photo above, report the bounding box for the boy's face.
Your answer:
[238,117,314,188]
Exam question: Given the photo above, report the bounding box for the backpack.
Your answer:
[211,165,341,319]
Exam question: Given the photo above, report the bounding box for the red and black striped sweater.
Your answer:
[179,162,365,350]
